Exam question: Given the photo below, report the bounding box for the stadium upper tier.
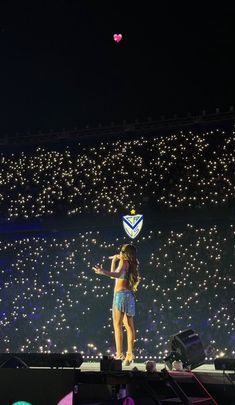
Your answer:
[0,125,235,222]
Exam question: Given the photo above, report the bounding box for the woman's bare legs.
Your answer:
[123,314,135,360]
[112,307,124,357]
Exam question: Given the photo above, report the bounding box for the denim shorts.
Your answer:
[112,290,135,317]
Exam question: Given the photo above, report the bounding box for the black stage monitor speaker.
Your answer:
[214,358,235,371]
[166,329,205,370]
[0,352,83,368]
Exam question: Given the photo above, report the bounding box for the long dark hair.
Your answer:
[121,244,140,292]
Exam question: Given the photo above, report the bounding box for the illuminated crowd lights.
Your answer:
[0,127,235,221]
[0,225,234,360]
[0,126,234,361]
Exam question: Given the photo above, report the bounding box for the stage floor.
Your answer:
[80,361,217,373]
[79,361,235,388]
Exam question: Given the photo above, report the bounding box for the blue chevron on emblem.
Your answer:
[122,214,143,239]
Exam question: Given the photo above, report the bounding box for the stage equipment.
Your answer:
[161,368,218,404]
[0,352,83,368]
[0,355,28,369]
[214,358,235,371]
[100,356,122,371]
[164,329,205,370]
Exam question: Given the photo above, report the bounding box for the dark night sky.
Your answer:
[0,1,235,134]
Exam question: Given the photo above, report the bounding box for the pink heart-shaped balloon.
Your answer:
[113,33,122,43]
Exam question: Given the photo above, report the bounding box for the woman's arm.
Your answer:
[93,259,127,278]
[100,269,122,278]
[110,254,120,272]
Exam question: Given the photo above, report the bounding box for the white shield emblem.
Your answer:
[122,214,143,239]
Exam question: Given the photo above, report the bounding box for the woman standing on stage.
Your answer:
[93,244,140,366]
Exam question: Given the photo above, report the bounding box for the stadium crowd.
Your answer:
[0,127,235,222]
[0,125,234,361]
[0,225,234,360]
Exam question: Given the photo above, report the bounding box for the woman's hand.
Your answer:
[108,254,120,261]
[92,265,104,275]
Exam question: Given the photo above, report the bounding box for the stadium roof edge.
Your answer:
[0,109,235,146]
